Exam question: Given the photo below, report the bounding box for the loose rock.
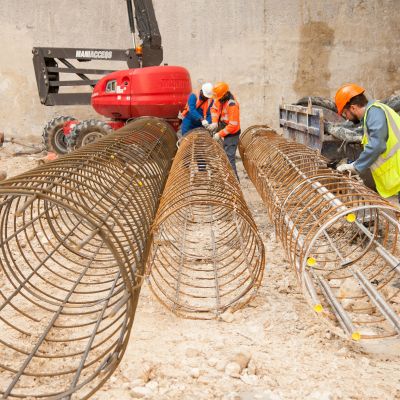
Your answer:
[216,360,226,372]
[247,359,257,375]
[186,347,201,358]
[131,386,153,398]
[225,362,241,378]
[231,352,251,370]
[223,392,241,400]
[307,391,333,400]
[189,368,200,378]
[336,347,348,356]
[207,357,218,367]
[220,310,235,323]
[146,380,158,391]
[338,279,363,298]
[240,374,258,385]
[341,298,354,311]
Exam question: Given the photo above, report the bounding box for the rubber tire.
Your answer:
[42,115,76,155]
[67,119,112,151]
[296,96,338,113]
[381,95,400,113]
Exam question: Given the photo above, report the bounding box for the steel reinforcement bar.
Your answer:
[240,125,400,347]
[146,129,265,319]
[0,117,176,399]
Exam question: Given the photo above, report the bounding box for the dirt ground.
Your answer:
[0,148,399,400]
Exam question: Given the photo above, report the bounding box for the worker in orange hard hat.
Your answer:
[335,83,400,206]
[207,82,241,180]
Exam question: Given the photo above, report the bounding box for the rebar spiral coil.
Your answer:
[146,129,265,319]
[0,117,176,399]
[240,126,400,346]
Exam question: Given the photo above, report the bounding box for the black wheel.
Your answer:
[381,95,400,113]
[296,96,338,113]
[42,115,76,154]
[67,119,112,151]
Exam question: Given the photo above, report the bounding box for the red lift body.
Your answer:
[92,66,191,120]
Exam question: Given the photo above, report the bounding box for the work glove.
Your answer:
[337,162,357,174]
[207,122,218,132]
[201,119,209,128]
[213,132,222,141]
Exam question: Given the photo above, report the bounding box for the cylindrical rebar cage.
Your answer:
[0,117,176,398]
[146,129,265,319]
[240,126,400,346]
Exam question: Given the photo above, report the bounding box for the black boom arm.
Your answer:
[32,0,163,106]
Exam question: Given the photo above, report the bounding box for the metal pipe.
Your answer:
[315,273,360,341]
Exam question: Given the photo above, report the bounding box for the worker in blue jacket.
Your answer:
[180,83,214,135]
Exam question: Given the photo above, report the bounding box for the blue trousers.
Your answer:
[181,117,202,135]
[223,133,240,181]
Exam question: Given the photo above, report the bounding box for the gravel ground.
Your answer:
[0,149,399,400]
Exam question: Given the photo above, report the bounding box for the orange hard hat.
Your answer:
[213,82,229,99]
[335,83,365,115]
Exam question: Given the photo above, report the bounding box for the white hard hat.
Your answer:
[201,82,213,98]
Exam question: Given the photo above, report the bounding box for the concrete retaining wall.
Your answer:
[1,0,399,142]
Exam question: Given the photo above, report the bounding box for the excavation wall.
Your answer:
[0,0,399,141]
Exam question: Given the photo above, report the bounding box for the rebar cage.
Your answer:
[147,129,265,319]
[0,117,176,398]
[240,125,400,348]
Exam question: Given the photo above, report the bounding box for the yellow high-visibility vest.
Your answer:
[362,102,400,198]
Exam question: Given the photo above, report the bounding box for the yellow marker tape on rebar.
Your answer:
[313,304,323,313]
[351,331,361,341]
[306,257,316,267]
[345,213,356,223]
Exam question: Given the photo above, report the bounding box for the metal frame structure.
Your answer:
[279,100,363,162]
[279,102,324,151]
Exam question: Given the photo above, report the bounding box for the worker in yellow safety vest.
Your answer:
[335,83,400,206]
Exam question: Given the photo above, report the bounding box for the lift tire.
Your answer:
[68,119,112,151]
[42,115,76,155]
